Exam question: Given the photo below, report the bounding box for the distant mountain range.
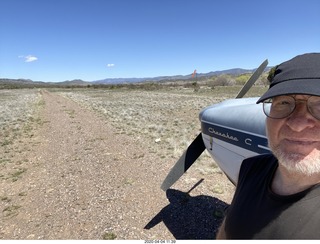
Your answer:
[1,67,270,87]
[93,67,268,84]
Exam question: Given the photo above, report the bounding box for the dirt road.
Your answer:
[0,90,232,240]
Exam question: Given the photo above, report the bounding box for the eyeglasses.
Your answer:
[263,95,320,120]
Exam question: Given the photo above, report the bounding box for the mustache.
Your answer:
[279,128,320,142]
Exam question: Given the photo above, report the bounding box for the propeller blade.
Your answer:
[161,133,205,191]
[236,59,268,98]
[161,59,268,191]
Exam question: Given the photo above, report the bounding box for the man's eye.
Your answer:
[273,97,294,106]
[279,100,291,105]
[274,100,290,106]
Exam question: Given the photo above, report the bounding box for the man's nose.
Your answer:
[286,103,316,132]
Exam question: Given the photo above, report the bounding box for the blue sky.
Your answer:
[1,0,319,82]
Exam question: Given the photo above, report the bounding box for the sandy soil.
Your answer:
[0,88,235,240]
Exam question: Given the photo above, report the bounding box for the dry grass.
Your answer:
[61,89,218,155]
[58,86,266,167]
[0,89,43,180]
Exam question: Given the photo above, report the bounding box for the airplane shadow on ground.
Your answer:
[144,179,229,239]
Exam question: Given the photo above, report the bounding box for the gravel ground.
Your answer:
[0,89,235,240]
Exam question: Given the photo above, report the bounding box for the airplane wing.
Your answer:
[160,59,268,191]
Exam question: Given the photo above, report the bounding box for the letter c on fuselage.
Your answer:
[245,138,252,145]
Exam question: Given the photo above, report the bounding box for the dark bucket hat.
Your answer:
[257,53,320,103]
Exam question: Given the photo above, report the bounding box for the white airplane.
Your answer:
[161,59,269,190]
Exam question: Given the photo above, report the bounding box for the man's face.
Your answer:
[266,94,320,175]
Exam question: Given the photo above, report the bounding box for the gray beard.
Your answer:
[271,145,320,176]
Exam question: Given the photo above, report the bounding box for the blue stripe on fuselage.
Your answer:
[201,121,270,155]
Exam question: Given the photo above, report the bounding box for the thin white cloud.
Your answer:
[25,55,38,62]
[107,63,115,67]
[19,55,38,63]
